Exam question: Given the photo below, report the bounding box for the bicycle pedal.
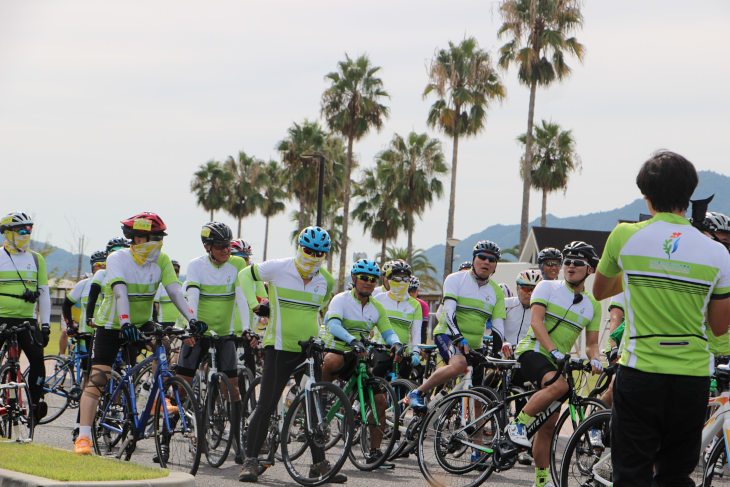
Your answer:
[259,460,273,468]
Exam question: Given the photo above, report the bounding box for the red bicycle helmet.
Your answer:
[121,212,168,239]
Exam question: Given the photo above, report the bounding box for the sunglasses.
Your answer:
[302,246,326,258]
[389,276,410,282]
[93,261,107,267]
[543,262,560,267]
[356,274,378,283]
[211,242,231,250]
[564,258,588,267]
[518,285,536,292]
[149,234,165,242]
[13,226,32,236]
[475,253,498,263]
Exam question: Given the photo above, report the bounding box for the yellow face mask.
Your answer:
[294,246,325,279]
[389,280,409,302]
[4,230,31,253]
[130,241,162,265]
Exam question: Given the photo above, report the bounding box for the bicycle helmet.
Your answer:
[231,239,252,257]
[473,240,501,260]
[121,212,167,239]
[201,222,233,245]
[0,212,33,232]
[705,212,730,233]
[351,259,380,277]
[458,261,472,271]
[383,260,412,278]
[563,241,600,268]
[89,250,107,266]
[538,247,563,264]
[298,226,331,252]
[106,237,130,254]
[499,283,513,298]
[408,276,421,290]
[345,282,354,291]
[516,269,543,287]
[171,259,181,268]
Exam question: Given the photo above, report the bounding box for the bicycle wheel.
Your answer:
[417,390,500,487]
[238,366,255,402]
[348,377,400,470]
[204,372,234,467]
[559,409,612,487]
[26,355,72,424]
[389,378,416,459]
[281,382,353,486]
[132,362,154,422]
[550,397,608,485]
[0,365,34,443]
[92,371,134,459]
[703,436,730,486]
[153,376,203,475]
[587,371,612,399]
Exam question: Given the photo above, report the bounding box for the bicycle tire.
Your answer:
[153,376,203,475]
[239,376,267,476]
[389,378,416,459]
[348,377,400,471]
[559,409,612,487]
[281,381,353,486]
[92,371,134,460]
[0,364,34,442]
[550,397,608,486]
[417,390,499,487]
[25,355,73,424]
[702,435,730,486]
[204,372,234,468]
[587,370,611,399]
[238,366,255,402]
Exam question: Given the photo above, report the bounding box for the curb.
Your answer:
[0,469,194,487]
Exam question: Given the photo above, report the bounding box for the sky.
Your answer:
[1,0,728,274]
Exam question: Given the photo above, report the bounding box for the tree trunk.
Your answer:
[541,187,547,227]
[237,216,242,238]
[337,135,355,292]
[443,130,460,280]
[327,246,334,273]
[406,212,414,265]
[381,238,387,269]
[263,216,270,261]
[519,80,538,251]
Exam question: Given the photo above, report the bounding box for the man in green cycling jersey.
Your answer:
[594,152,730,486]
[75,213,206,455]
[537,248,562,281]
[322,259,405,470]
[509,241,603,487]
[237,226,343,483]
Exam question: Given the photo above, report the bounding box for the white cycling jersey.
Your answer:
[503,296,531,346]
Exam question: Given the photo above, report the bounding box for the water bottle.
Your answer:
[139,381,151,405]
[285,388,296,409]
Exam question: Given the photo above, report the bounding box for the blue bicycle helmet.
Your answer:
[351,259,380,277]
[298,226,331,252]
[90,250,107,266]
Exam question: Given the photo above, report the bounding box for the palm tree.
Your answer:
[498,0,585,249]
[518,120,581,227]
[321,53,390,291]
[377,132,448,264]
[501,244,521,261]
[379,246,441,292]
[351,166,403,269]
[224,151,267,238]
[424,37,506,280]
[190,160,233,221]
[277,120,328,234]
[260,160,287,261]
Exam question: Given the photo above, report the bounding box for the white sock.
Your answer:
[74,422,80,429]
[79,426,92,439]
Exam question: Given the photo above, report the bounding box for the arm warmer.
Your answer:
[381,328,401,346]
[38,284,51,324]
[240,267,260,309]
[443,298,460,336]
[165,281,194,322]
[112,282,131,325]
[185,286,200,319]
[410,319,422,353]
[490,318,505,357]
[326,318,357,345]
[62,297,75,326]
[86,283,101,323]
[235,287,251,332]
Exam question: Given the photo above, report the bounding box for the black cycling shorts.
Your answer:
[517,351,557,390]
[90,322,155,367]
[176,338,237,379]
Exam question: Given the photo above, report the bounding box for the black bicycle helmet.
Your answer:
[458,261,472,271]
[201,222,233,245]
[106,237,130,254]
[538,247,563,264]
[171,259,181,268]
[473,240,501,260]
[383,260,412,278]
[563,241,600,268]
[89,250,107,266]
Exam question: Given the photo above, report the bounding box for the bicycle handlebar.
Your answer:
[543,354,570,386]
[0,321,31,337]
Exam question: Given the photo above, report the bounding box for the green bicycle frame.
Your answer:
[326,358,379,426]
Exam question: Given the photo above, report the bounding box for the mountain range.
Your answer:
[423,170,730,281]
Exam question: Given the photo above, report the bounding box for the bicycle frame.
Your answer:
[0,323,33,443]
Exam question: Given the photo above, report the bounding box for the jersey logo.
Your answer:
[663,232,681,259]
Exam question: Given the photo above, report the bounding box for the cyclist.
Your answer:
[0,211,51,423]
[231,238,266,374]
[459,261,472,272]
[63,249,106,442]
[371,261,422,384]
[237,226,340,483]
[705,211,730,251]
[321,258,404,470]
[509,241,603,487]
[408,276,431,346]
[85,237,129,326]
[500,283,514,298]
[153,259,184,327]
[502,269,543,358]
[74,212,205,455]
[537,247,562,280]
[408,240,507,411]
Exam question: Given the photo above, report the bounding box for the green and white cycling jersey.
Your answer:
[186,255,248,336]
[154,279,185,325]
[433,270,506,349]
[515,279,601,361]
[323,290,395,351]
[371,285,385,297]
[67,278,96,332]
[605,293,626,351]
[0,248,49,320]
[232,280,267,335]
[239,257,334,353]
[372,292,422,353]
[96,249,178,329]
[598,212,730,376]
[88,269,108,323]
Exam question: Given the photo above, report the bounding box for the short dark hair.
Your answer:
[636,150,698,213]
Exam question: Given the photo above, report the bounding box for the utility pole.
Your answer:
[77,236,85,281]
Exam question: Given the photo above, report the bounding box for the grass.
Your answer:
[0,443,169,481]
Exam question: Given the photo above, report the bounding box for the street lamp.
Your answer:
[301,153,326,227]
[444,237,461,279]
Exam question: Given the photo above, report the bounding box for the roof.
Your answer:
[519,226,612,264]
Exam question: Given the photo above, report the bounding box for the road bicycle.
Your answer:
[0,321,34,443]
